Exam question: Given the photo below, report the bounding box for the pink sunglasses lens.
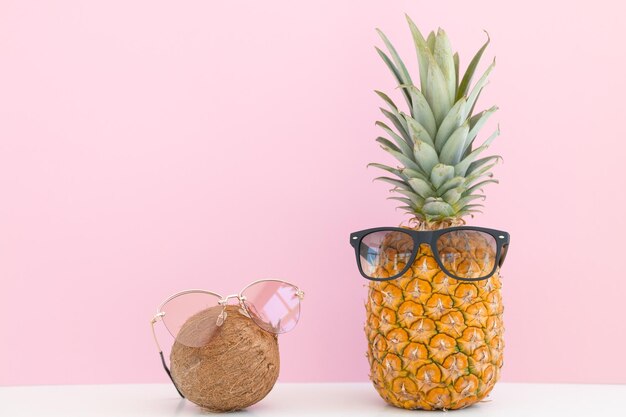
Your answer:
[242,281,301,334]
[161,292,221,347]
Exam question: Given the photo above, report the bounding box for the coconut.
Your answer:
[170,304,280,412]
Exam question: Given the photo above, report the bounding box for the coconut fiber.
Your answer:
[170,305,280,412]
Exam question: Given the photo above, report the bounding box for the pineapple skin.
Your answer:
[364,238,504,410]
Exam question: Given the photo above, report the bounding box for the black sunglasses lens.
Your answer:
[359,230,414,279]
[436,230,497,279]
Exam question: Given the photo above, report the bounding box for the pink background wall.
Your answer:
[1,0,625,386]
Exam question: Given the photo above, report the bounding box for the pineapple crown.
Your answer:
[372,15,501,226]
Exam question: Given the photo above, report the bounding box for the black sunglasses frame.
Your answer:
[350,226,510,282]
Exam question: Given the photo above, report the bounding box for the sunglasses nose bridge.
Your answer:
[216,294,243,327]
[412,241,433,259]
[218,294,243,305]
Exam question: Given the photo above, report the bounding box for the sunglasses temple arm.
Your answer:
[151,317,185,399]
[159,351,185,399]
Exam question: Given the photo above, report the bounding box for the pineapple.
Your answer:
[365,15,504,410]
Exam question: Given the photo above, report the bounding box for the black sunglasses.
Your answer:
[350,226,510,282]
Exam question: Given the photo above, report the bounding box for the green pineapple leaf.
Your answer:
[464,59,495,120]
[376,137,412,159]
[439,123,470,165]
[376,29,414,87]
[413,140,439,175]
[467,155,502,176]
[379,108,410,143]
[367,163,403,178]
[401,168,430,183]
[379,145,423,173]
[376,122,412,159]
[466,179,499,195]
[406,15,431,98]
[453,52,460,93]
[408,178,435,198]
[423,198,455,216]
[430,164,455,189]
[399,85,437,139]
[433,28,456,104]
[465,106,498,155]
[392,188,425,205]
[374,176,411,191]
[454,127,500,176]
[425,54,454,125]
[435,98,467,152]
[403,113,435,148]
[387,196,419,209]
[442,187,464,205]
[437,176,465,195]
[457,31,490,100]
[375,47,412,107]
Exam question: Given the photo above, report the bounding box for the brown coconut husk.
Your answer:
[170,305,280,412]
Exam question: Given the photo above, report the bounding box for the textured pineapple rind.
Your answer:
[364,244,504,410]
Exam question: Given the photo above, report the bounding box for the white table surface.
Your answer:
[0,382,624,416]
